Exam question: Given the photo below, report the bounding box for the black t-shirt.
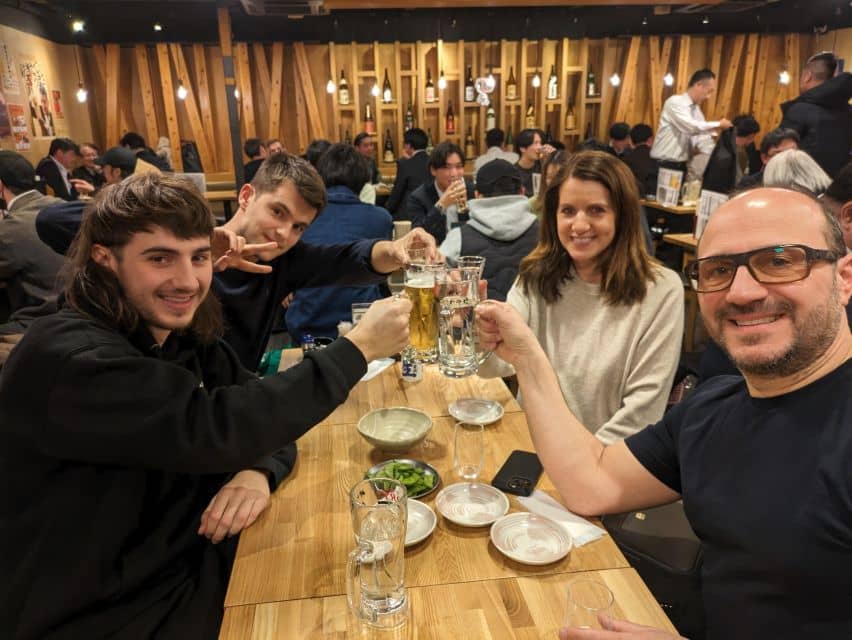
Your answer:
[515,160,541,197]
[626,360,852,640]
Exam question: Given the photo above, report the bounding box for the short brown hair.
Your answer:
[251,153,327,213]
[518,151,657,306]
[64,173,223,343]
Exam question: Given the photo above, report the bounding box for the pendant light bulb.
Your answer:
[176,82,188,100]
[76,83,88,103]
[532,73,541,88]
[326,79,336,94]
[438,69,447,91]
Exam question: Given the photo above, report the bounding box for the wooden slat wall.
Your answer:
[76,32,820,176]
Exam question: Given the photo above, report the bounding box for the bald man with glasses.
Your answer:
[476,187,852,640]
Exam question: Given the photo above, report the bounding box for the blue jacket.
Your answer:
[285,186,393,342]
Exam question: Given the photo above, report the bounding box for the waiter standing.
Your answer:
[651,68,732,176]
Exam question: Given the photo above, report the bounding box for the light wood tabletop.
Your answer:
[640,199,697,216]
[222,360,673,638]
[204,190,238,202]
[662,232,698,252]
[221,568,677,639]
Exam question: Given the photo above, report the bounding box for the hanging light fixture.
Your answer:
[71,19,85,33]
[609,73,621,87]
[153,22,163,32]
[234,87,240,99]
[176,80,188,100]
[73,48,87,103]
[663,72,674,87]
[371,81,380,97]
[532,72,541,88]
[438,69,447,91]
[326,78,336,94]
[779,70,791,85]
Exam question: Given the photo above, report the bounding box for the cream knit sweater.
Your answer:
[479,265,685,444]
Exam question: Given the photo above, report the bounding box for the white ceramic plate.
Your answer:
[449,398,504,426]
[490,512,573,565]
[435,482,510,527]
[405,499,437,547]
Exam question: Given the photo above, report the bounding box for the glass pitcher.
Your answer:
[346,478,408,628]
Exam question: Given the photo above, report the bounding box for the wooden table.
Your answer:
[662,232,697,257]
[205,189,238,220]
[640,199,696,216]
[221,362,675,638]
[663,233,701,351]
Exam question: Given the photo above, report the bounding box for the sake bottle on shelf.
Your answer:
[464,66,475,102]
[426,128,435,154]
[547,64,558,100]
[464,127,475,158]
[485,104,496,131]
[506,66,517,100]
[338,69,350,106]
[364,103,376,135]
[587,71,597,97]
[383,128,395,163]
[382,68,393,104]
[446,100,456,134]
[565,100,576,131]
[425,69,436,103]
[524,100,536,129]
[405,100,415,131]
[344,128,352,145]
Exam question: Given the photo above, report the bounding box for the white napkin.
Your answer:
[361,358,395,382]
[517,490,607,547]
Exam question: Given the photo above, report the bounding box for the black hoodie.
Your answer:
[779,72,852,177]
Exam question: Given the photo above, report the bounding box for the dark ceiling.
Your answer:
[2,0,850,45]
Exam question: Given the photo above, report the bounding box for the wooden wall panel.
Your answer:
[155,43,183,171]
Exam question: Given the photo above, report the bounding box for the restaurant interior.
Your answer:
[0,0,850,638]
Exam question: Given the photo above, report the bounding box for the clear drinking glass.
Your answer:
[404,262,444,363]
[453,421,485,481]
[564,579,615,629]
[456,255,486,278]
[436,266,490,378]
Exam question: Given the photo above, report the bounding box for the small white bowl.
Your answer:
[405,499,437,547]
[357,407,433,452]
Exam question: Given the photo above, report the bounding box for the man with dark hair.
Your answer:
[243,137,267,184]
[405,141,474,244]
[732,114,762,176]
[0,151,64,311]
[120,131,172,171]
[0,172,414,639]
[385,127,430,218]
[651,68,733,175]
[608,122,632,158]
[353,132,381,184]
[303,139,332,168]
[736,128,800,189]
[703,114,763,193]
[473,128,519,180]
[440,159,538,301]
[824,160,852,250]
[514,128,545,196]
[481,187,852,640]
[70,142,105,193]
[624,123,659,197]
[286,143,392,341]
[35,137,79,201]
[779,51,852,177]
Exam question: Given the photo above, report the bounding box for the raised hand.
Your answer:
[345,294,412,362]
[212,227,277,274]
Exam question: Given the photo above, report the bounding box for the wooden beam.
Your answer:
[648,36,663,127]
[268,42,284,143]
[252,43,271,103]
[235,42,256,139]
[104,44,121,147]
[293,42,328,140]
[738,33,760,114]
[750,35,771,118]
[91,45,108,146]
[135,45,160,148]
[599,38,618,139]
[614,36,641,124]
[155,43,183,172]
[292,45,309,152]
[350,41,362,134]
[192,45,217,166]
[716,34,745,118]
[784,33,801,103]
[705,35,724,118]
[675,35,691,94]
[170,44,213,174]
[216,5,241,183]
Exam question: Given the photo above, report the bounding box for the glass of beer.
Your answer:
[455,177,469,215]
[404,263,444,363]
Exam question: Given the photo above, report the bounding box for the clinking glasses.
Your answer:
[684,244,844,293]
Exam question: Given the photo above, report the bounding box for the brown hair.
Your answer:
[64,172,223,343]
[518,150,656,306]
[251,152,327,213]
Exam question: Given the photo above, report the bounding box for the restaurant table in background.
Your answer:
[204,190,238,220]
[220,355,676,638]
[663,232,701,351]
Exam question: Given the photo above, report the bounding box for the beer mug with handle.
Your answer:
[436,266,491,378]
[346,478,409,628]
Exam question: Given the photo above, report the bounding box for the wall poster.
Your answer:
[19,60,55,137]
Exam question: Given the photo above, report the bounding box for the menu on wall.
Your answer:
[1,43,18,95]
[8,103,30,150]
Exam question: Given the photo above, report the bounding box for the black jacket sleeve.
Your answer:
[36,200,87,255]
[384,159,408,215]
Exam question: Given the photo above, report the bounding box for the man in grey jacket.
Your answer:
[439,159,538,301]
[0,151,64,312]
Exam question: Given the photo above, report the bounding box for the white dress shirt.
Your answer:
[650,93,719,163]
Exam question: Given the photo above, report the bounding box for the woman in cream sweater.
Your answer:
[479,151,684,443]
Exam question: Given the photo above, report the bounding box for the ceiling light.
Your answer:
[371,82,380,97]
[438,69,447,91]
[702,16,709,24]
[76,83,88,103]
[326,79,336,94]
[779,70,791,85]
[663,73,674,87]
[609,73,621,87]
[71,20,85,33]
[176,81,188,100]
[642,17,648,25]
[234,87,240,99]
[532,73,541,88]
[153,22,163,32]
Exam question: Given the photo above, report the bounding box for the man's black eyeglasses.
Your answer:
[684,244,844,293]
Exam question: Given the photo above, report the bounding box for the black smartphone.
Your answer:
[491,450,543,497]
